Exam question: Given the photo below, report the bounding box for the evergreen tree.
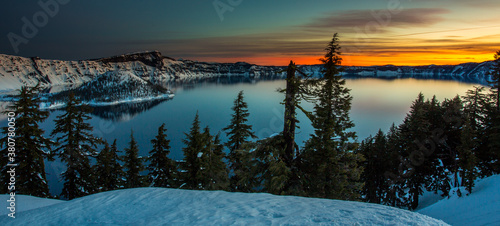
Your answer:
[94,139,123,192]
[123,130,145,188]
[463,87,495,176]
[179,112,204,190]
[488,50,500,111]
[423,96,451,196]
[0,86,53,197]
[223,91,256,192]
[440,96,464,188]
[199,128,229,190]
[458,118,479,194]
[301,33,364,200]
[51,92,101,200]
[253,135,291,195]
[384,124,407,208]
[359,130,389,204]
[147,124,177,188]
[397,93,431,209]
[487,50,500,173]
[277,61,318,196]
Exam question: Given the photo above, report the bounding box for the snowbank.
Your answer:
[0,194,63,215]
[418,175,500,226]
[0,188,448,225]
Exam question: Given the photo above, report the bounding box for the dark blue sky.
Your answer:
[1,0,500,65]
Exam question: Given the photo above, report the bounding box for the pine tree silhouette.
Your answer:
[223,91,256,192]
[123,130,145,188]
[0,85,54,197]
[51,92,102,200]
[147,124,177,188]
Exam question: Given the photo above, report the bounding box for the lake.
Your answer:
[0,77,482,194]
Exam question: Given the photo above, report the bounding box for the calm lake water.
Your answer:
[0,78,482,194]
[37,78,484,156]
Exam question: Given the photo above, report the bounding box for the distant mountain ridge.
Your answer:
[0,51,494,92]
[301,61,494,84]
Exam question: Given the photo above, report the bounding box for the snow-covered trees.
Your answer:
[0,86,53,197]
[488,50,500,111]
[51,93,102,200]
[358,130,390,204]
[358,84,500,209]
[487,50,500,174]
[147,124,177,188]
[180,113,229,190]
[223,91,256,192]
[123,130,146,188]
[94,140,123,192]
[198,127,229,190]
[179,113,204,190]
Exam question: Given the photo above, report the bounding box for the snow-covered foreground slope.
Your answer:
[0,194,63,215]
[0,188,448,225]
[418,175,500,226]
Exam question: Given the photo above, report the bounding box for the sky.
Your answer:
[1,0,500,66]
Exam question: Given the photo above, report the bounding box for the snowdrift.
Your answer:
[0,188,447,225]
[418,174,500,226]
[0,194,63,216]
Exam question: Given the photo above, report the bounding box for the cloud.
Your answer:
[119,7,497,66]
[392,25,500,37]
[302,8,449,33]
[125,30,500,65]
[415,0,500,8]
[141,34,327,58]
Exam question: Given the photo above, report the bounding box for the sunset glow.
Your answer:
[1,0,500,66]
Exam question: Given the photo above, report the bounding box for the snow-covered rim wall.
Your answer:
[0,51,493,92]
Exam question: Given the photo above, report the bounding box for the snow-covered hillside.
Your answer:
[418,175,500,226]
[0,51,492,92]
[0,188,448,225]
[0,51,285,92]
[40,70,174,109]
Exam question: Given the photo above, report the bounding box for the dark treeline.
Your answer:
[359,50,500,209]
[1,36,499,211]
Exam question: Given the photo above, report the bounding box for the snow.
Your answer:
[0,52,286,92]
[0,188,447,225]
[86,94,175,107]
[418,175,500,226]
[415,190,445,211]
[37,94,174,110]
[0,194,63,215]
[0,53,492,93]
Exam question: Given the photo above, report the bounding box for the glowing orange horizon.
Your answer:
[190,53,494,67]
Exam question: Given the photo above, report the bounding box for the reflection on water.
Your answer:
[52,77,481,161]
[342,73,490,85]
[86,76,283,121]
[90,99,170,122]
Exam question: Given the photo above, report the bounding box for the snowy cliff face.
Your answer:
[0,51,286,92]
[0,51,492,92]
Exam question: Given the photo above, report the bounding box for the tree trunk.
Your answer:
[283,61,297,167]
